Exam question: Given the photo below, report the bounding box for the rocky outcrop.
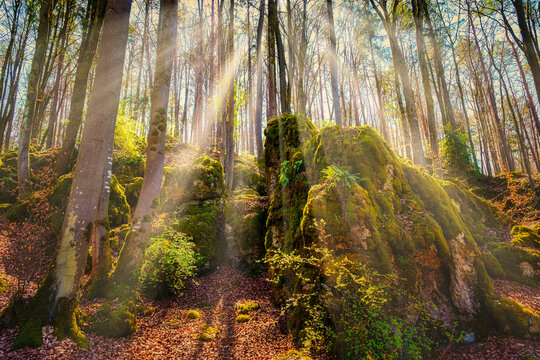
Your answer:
[262,115,539,356]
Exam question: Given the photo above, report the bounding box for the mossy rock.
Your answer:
[236,301,260,314]
[224,189,267,265]
[479,253,506,279]
[48,173,130,236]
[5,200,31,222]
[232,156,266,194]
[173,199,223,271]
[511,225,540,249]
[474,258,540,338]
[0,175,17,204]
[488,242,539,286]
[125,177,143,209]
[109,224,131,252]
[187,310,201,319]
[162,155,225,210]
[235,314,250,323]
[85,303,137,338]
[112,153,145,185]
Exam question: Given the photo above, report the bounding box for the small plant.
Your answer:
[236,314,251,323]
[198,332,213,342]
[231,279,240,286]
[236,301,260,314]
[186,310,201,319]
[439,130,479,180]
[279,160,304,188]
[139,227,197,298]
[321,165,365,187]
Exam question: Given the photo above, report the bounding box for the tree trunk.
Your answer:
[57,0,107,175]
[18,0,56,193]
[326,0,342,126]
[412,0,438,157]
[112,0,178,287]
[225,0,235,188]
[254,0,265,157]
[267,0,277,119]
[269,0,290,114]
[9,0,132,349]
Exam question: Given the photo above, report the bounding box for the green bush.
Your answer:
[267,246,443,358]
[139,227,197,298]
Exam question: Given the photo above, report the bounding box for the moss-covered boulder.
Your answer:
[488,242,539,286]
[262,115,539,355]
[48,173,130,236]
[161,155,225,211]
[224,189,267,266]
[511,225,540,249]
[232,156,266,194]
[173,198,224,271]
[84,303,137,338]
[112,153,145,185]
[125,177,143,208]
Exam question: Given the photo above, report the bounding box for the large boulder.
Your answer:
[262,115,539,357]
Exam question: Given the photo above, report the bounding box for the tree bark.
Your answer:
[112,0,178,287]
[326,0,342,126]
[254,0,265,157]
[18,0,56,193]
[57,0,107,175]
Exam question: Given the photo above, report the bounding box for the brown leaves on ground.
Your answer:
[0,265,299,360]
[436,336,540,360]
[492,278,540,313]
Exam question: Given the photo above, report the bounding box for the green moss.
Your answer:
[511,225,540,249]
[125,177,143,208]
[479,253,506,279]
[54,297,90,348]
[236,301,260,314]
[187,310,201,319]
[174,199,223,270]
[232,156,266,194]
[112,154,145,185]
[277,349,313,360]
[489,242,539,286]
[197,301,211,308]
[85,303,137,338]
[161,155,225,211]
[235,314,251,323]
[198,332,214,342]
[49,174,130,237]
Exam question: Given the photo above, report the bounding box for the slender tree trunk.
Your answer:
[326,0,342,126]
[254,0,265,157]
[18,0,56,193]
[225,0,235,187]
[112,0,178,288]
[57,0,107,175]
[269,0,290,114]
[412,0,437,157]
[267,0,277,119]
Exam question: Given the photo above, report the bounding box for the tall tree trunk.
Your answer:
[254,0,265,157]
[267,0,277,119]
[57,0,107,175]
[468,1,514,172]
[18,0,56,193]
[269,0,290,114]
[510,0,540,107]
[225,0,236,187]
[412,0,438,157]
[112,0,178,288]
[326,0,342,126]
[9,0,132,350]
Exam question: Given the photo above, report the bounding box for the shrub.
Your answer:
[236,301,260,314]
[236,314,251,323]
[187,310,201,319]
[139,227,197,298]
[267,246,443,358]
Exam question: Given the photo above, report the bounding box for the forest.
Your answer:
[0,0,539,358]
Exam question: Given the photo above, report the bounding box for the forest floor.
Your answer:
[0,217,539,359]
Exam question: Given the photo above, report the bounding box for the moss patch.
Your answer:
[236,301,260,314]
[235,314,251,323]
[187,310,201,319]
[511,225,540,249]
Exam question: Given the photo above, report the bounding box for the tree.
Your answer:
[18,0,56,193]
[111,0,178,289]
[56,0,107,175]
[8,0,132,349]
[254,0,265,156]
[327,0,342,126]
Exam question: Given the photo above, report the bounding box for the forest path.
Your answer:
[0,264,300,360]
